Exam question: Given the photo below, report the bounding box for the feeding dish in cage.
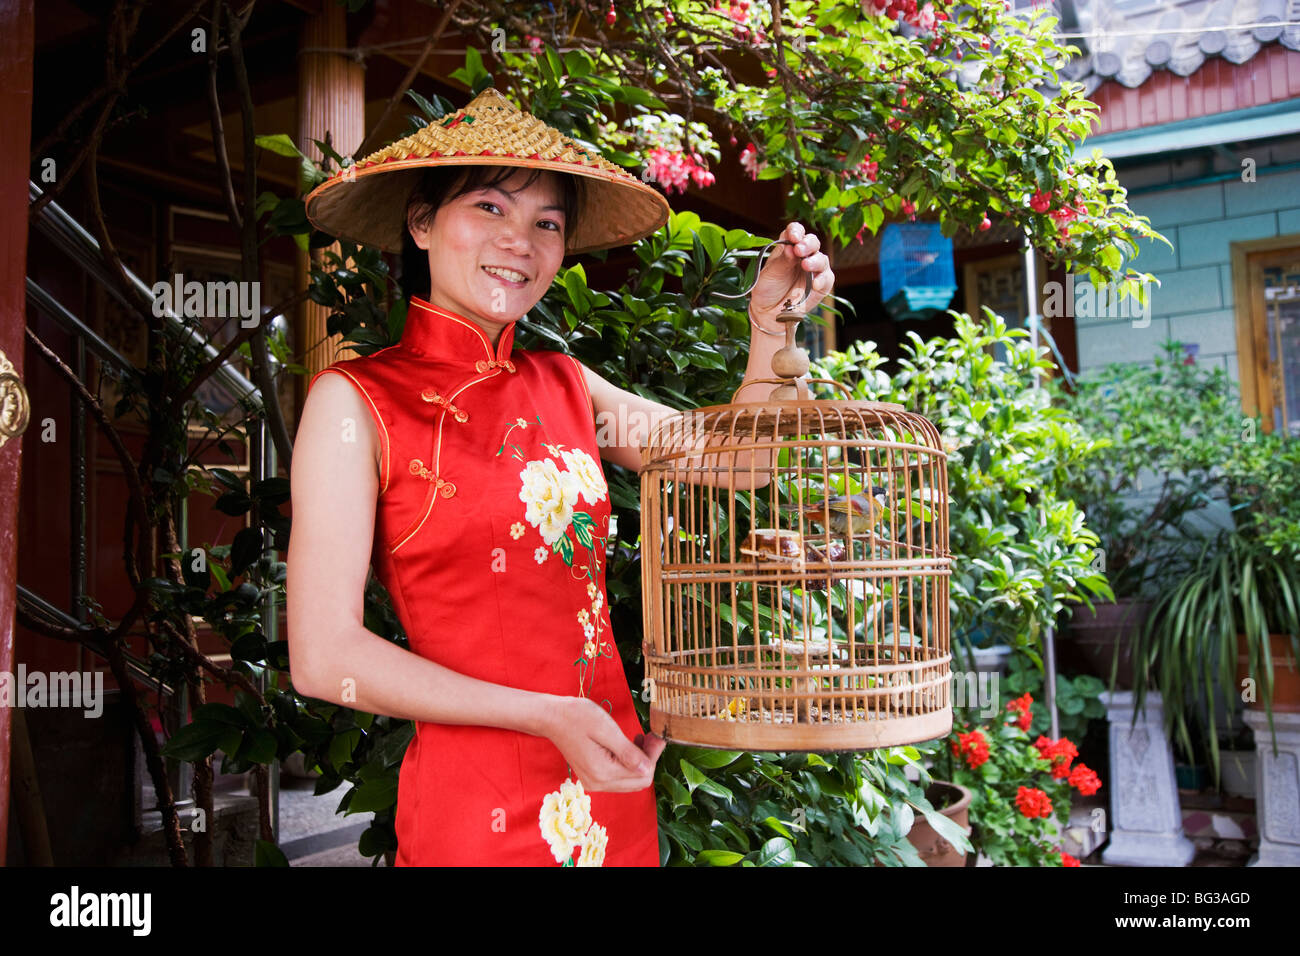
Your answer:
[638,238,953,752]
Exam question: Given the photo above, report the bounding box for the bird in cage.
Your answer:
[798,487,888,537]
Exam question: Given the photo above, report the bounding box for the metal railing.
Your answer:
[24,180,282,844]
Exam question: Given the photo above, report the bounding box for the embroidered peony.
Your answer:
[538,777,594,863]
[575,822,608,866]
[561,448,607,506]
[519,458,579,545]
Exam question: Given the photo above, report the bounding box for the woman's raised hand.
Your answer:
[547,696,666,792]
[748,221,835,331]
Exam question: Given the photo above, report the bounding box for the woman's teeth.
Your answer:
[483,266,527,284]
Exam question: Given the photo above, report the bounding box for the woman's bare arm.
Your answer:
[580,315,784,488]
[286,372,656,788]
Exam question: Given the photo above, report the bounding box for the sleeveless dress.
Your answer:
[306,295,659,866]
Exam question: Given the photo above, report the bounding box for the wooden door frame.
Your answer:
[0,0,36,865]
[1231,235,1300,431]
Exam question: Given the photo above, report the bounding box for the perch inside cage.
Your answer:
[638,240,952,751]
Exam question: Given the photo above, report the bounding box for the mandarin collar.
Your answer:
[399,296,517,367]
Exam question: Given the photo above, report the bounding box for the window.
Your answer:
[1232,240,1300,436]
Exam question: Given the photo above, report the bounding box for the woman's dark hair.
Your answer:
[400,165,584,302]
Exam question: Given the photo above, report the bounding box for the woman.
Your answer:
[289,88,833,866]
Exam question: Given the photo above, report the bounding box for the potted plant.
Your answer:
[1056,344,1240,690]
[1133,422,1300,786]
[905,780,973,867]
[937,692,1102,866]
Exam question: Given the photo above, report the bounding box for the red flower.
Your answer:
[1033,735,1078,777]
[900,198,915,216]
[950,728,990,768]
[1006,692,1033,730]
[978,215,991,231]
[1029,189,1053,213]
[1015,785,1053,819]
[1069,763,1102,796]
[1061,851,1080,866]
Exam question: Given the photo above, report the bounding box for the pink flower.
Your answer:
[1029,189,1053,213]
[739,142,766,181]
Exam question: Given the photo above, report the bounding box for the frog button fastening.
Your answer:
[475,358,516,373]
[420,387,469,423]
[408,458,457,497]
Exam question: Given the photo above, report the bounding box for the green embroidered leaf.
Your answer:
[572,512,595,549]
[557,535,574,566]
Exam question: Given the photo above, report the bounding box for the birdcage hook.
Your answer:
[712,238,815,315]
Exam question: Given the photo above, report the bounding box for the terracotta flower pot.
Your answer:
[1062,598,1151,690]
[906,780,972,867]
[1235,632,1300,713]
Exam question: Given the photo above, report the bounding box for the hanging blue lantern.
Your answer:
[879,223,957,321]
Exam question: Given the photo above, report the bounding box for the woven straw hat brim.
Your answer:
[303,87,671,256]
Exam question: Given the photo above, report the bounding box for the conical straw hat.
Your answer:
[304,87,671,256]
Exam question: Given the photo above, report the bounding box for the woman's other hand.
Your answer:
[547,696,664,792]
[748,220,835,330]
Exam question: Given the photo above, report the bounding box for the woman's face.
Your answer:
[408,167,568,336]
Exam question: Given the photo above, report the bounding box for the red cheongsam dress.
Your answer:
[305,295,660,866]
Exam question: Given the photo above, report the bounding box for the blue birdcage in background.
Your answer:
[879,223,957,321]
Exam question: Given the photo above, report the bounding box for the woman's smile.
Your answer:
[482,264,530,288]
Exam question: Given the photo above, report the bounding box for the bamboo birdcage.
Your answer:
[639,242,952,751]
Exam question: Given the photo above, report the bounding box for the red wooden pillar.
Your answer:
[0,0,36,866]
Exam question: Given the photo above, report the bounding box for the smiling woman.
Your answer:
[399,165,584,311]
[290,87,833,867]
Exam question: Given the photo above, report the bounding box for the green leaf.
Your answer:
[254,134,305,160]
[696,849,745,866]
[255,839,289,867]
[756,836,796,866]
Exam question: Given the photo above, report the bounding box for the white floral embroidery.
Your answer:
[538,778,594,864]
[593,591,604,612]
[576,822,608,867]
[534,546,548,564]
[519,458,578,546]
[510,522,525,540]
[583,622,595,640]
[561,448,608,506]
[583,639,597,659]
[587,582,598,600]
[577,608,590,625]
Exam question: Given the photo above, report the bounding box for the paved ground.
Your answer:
[213,764,381,867]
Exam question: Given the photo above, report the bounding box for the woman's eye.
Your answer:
[539,220,561,232]
[477,201,500,214]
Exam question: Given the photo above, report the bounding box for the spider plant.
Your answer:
[1133,531,1300,785]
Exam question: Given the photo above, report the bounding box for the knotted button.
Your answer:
[420,388,469,422]
[407,458,457,497]
[475,358,516,374]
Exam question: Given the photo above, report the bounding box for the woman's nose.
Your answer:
[495,218,532,250]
